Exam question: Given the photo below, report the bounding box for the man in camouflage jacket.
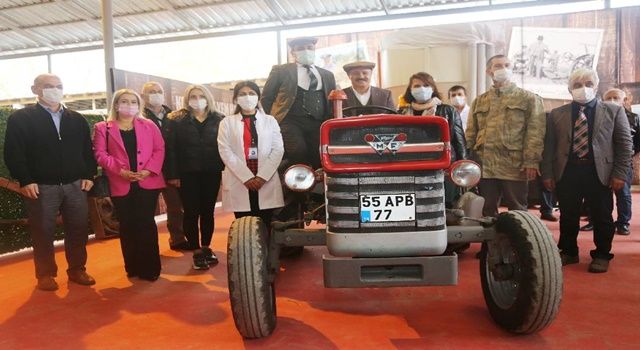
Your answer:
[466,54,546,217]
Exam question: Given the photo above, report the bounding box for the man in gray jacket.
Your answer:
[541,68,632,273]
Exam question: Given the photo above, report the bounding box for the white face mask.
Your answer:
[571,87,596,104]
[118,104,138,118]
[148,93,165,107]
[237,95,259,111]
[294,50,315,66]
[411,86,433,103]
[492,68,512,83]
[42,88,64,105]
[189,98,207,111]
[605,98,622,106]
[451,96,466,107]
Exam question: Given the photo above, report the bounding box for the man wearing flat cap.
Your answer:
[261,36,336,169]
[342,61,395,117]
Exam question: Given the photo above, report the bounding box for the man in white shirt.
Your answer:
[341,61,395,117]
[448,85,470,131]
[261,36,337,169]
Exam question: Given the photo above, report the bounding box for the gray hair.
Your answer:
[603,88,625,100]
[568,68,599,88]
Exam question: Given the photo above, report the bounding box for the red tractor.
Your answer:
[226,92,562,338]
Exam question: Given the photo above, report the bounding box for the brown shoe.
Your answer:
[560,253,579,266]
[37,276,59,291]
[68,270,96,286]
[588,258,609,273]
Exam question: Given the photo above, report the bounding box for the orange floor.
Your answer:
[1,204,640,350]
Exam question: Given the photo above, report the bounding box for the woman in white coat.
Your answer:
[218,81,284,227]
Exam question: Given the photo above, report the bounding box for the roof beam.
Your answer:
[263,0,287,25]
[152,0,203,33]
[378,0,390,15]
[0,0,601,59]
[0,12,56,49]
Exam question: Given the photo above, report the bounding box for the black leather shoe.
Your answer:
[616,225,630,235]
[580,223,593,231]
[540,212,558,222]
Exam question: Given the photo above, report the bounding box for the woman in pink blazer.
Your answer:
[94,88,165,281]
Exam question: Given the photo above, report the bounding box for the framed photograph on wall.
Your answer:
[507,26,604,100]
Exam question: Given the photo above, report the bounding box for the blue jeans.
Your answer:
[614,167,633,227]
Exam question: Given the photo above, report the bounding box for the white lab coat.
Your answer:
[217,110,285,212]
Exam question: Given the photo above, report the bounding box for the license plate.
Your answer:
[359,194,416,222]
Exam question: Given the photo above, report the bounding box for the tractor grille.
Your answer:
[328,124,443,164]
[326,171,446,233]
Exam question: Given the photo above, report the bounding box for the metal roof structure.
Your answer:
[0,0,585,59]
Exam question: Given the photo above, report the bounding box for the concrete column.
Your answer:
[468,43,478,100]
[485,44,495,91]
[101,0,115,108]
[476,43,487,96]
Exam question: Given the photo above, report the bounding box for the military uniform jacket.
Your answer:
[466,83,545,181]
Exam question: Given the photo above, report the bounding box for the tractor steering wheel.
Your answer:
[342,105,398,116]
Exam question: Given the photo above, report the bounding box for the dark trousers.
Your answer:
[162,185,185,245]
[234,190,273,229]
[478,178,528,217]
[556,163,614,260]
[280,117,323,169]
[112,187,161,279]
[25,180,88,279]
[179,170,221,248]
[614,167,633,227]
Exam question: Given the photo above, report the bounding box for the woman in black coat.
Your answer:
[165,85,225,270]
[398,72,467,207]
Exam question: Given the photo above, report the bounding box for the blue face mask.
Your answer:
[411,86,433,102]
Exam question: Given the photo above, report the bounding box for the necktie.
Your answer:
[572,106,589,158]
[305,65,318,91]
[242,115,258,175]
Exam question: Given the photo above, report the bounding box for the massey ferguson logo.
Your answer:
[364,133,407,155]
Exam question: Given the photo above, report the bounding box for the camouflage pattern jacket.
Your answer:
[466,83,545,181]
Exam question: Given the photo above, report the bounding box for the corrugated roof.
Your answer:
[0,0,562,58]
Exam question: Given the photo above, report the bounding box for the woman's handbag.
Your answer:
[89,125,111,198]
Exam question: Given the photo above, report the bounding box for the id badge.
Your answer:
[248,147,258,160]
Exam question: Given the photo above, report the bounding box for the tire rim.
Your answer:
[484,234,522,310]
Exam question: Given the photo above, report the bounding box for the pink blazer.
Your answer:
[93,117,165,197]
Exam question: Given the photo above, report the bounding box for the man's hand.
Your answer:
[542,179,555,191]
[167,179,181,188]
[21,183,39,199]
[522,167,540,181]
[81,179,94,191]
[610,177,626,192]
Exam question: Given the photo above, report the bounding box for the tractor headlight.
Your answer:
[449,160,481,188]
[284,165,316,192]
